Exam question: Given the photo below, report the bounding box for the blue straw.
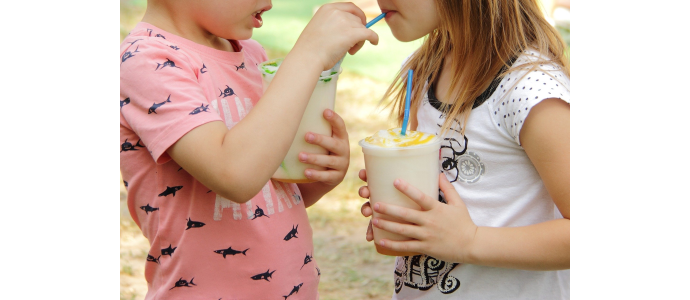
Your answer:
[366,12,387,28]
[401,69,413,136]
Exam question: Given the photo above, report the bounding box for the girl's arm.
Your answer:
[370,98,569,270]
[167,3,378,203]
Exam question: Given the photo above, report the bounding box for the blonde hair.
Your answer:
[384,0,570,135]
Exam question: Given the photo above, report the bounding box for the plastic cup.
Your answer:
[258,58,341,183]
[359,131,441,256]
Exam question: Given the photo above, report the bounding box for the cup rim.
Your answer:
[358,136,441,150]
[258,58,342,79]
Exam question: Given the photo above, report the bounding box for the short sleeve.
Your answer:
[490,59,570,145]
[120,38,222,164]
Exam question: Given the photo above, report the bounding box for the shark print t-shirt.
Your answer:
[120,23,319,300]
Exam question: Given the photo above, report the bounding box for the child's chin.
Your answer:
[391,29,424,43]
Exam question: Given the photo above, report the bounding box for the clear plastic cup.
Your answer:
[258,58,342,183]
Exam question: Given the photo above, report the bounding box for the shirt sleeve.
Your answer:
[490,58,570,145]
[120,39,222,164]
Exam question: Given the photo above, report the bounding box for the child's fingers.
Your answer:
[358,185,370,199]
[358,169,368,182]
[361,201,372,216]
[393,179,436,211]
[324,109,348,140]
[325,2,367,25]
[439,173,462,207]
[372,218,425,240]
[366,220,374,242]
[373,202,425,226]
[304,169,344,184]
[349,28,379,54]
[304,133,346,156]
[299,152,347,171]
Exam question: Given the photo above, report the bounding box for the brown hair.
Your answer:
[383,0,570,135]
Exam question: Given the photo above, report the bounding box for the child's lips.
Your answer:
[253,12,263,28]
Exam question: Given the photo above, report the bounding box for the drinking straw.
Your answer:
[330,12,387,73]
[401,69,413,136]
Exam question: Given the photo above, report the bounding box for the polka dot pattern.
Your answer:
[489,51,570,145]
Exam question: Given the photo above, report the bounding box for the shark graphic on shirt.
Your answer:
[155,33,166,39]
[283,283,303,300]
[158,185,183,197]
[186,218,206,230]
[169,45,179,50]
[284,224,298,241]
[121,139,145,152]
[214,246,249,258]
[300,253,313,270]
[250,205,269,220]
[146,254,161,264]
[120,97,130,109]
[155,58,181,71]
[251,269,275,282]
[169,277,195,290]
[189,103,210,115]
[218,85,236,98]
[200,63,208,74]
[140,204,159,214]
[121,46,140,64]
[235,62,246,71]
[161,244,177,257]
[148,95,172,114]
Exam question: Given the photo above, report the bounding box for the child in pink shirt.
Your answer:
[120,1,379,299]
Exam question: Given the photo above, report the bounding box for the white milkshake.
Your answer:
[360,128,441,256]
[259,58,341,183]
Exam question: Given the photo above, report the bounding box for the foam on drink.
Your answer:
[363,128,437,148]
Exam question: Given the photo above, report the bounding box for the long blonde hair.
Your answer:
[384,0,569,135]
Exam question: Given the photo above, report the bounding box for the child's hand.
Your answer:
[358,169,375,242]
[298,109,350,186]
[294,2,380,71]
[371,174,479,263]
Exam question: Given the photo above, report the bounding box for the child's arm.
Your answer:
[364,98,570,270]
[295,109,350,208]
[167,3,378,203]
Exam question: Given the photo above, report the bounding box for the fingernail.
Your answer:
[306,133,314,142]
[325,109,333,118]
[379,240,385,246]
[394,179,400,186]
[374,203,380,211]
[372,218,378,226]
[305,170,312,177]
[299,153,307,162]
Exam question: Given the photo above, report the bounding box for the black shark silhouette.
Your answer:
[120,97,130,109]
[121,45,140,64]
[146,254,161,264]
[316,267,321,276]
[251,269,275,282]
[300,253,313,270]
[283,283,303,300]
[129,39,143,45]
[148,95,172,114]
[147,28,153,36]
[200,63,207,74]
[292,194,302,202]
[155,58,182,71]
[189,103,210,115]
[158,185,183,197]
[284,224,298,241]
[169,45,179,50]
[235,62,245,71]
[214,246,249,258]
[155,33,166,39]
[186,218,206,230]
[250,205,269,220]
[161,244,177,257]
[218,85,236,98]
[123,180,128,187]
[169,277,196,290]
[140,204,159,215]
[121,139,145,152]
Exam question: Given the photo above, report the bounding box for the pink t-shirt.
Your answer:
[120,23,319,300]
